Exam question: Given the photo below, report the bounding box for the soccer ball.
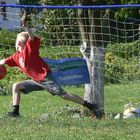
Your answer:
[123,103,138,119]
[0,65,7,79]
[123,110,137,119]
[114,103,138,119]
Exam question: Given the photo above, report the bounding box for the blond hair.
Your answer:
[15,32,29,50]
[17,32,29,43]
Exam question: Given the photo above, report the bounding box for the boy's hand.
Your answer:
[0,60,5,65]
[21,12,27,27]
[21,11,34,40]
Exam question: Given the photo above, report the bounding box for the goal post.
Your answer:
[0,3,140,114]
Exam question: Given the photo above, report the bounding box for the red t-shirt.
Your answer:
[5,37,51,82]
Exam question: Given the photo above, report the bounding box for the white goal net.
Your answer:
[0,3,140,85]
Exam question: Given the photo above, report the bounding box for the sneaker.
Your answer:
[6,111,20,118]
[90,104,103,119]
[83,101,103,119]
[93,109,103,119]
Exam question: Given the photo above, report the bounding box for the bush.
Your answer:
[0,29,139,94]
[105,41,139,84]
[40,46,82,60]
[0,29,16,58]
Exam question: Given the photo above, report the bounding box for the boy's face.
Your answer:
[16,40,25,52]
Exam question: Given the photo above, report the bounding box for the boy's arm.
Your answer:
[24,24,34,41]
[21,12,34,41]
[0,55,18,67]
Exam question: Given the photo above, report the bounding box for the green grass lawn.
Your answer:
[0,83,140,140]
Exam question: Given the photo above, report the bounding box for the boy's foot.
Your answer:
[6,111,20,118]
[89,104,103,119]
[83,101,103,119]
[93,109,103,119]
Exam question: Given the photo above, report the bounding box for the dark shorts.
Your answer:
[20,73,67,96]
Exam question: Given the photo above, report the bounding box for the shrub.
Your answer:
[105,41,139,84]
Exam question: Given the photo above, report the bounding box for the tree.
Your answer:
[78,0,107,114]
[78,0,139,114]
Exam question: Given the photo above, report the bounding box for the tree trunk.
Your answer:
[78,2,105,113]
[84,47,105,113]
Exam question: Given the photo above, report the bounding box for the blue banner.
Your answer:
[43,57,90,86]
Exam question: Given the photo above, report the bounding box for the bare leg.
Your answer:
[60,93,103,119]
[7,82,24,117]
[61,93,84,105]
[12,82,23,105]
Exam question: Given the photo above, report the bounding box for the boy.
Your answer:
[0,14,102,119]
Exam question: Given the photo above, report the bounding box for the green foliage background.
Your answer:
[105,41,140,83]
[18,0,139,46]
[0,1,139,95]
[0,29,139,95]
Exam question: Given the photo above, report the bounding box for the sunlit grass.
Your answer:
[0,83,140,140]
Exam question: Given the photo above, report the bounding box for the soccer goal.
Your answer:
[0,2,140,112]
